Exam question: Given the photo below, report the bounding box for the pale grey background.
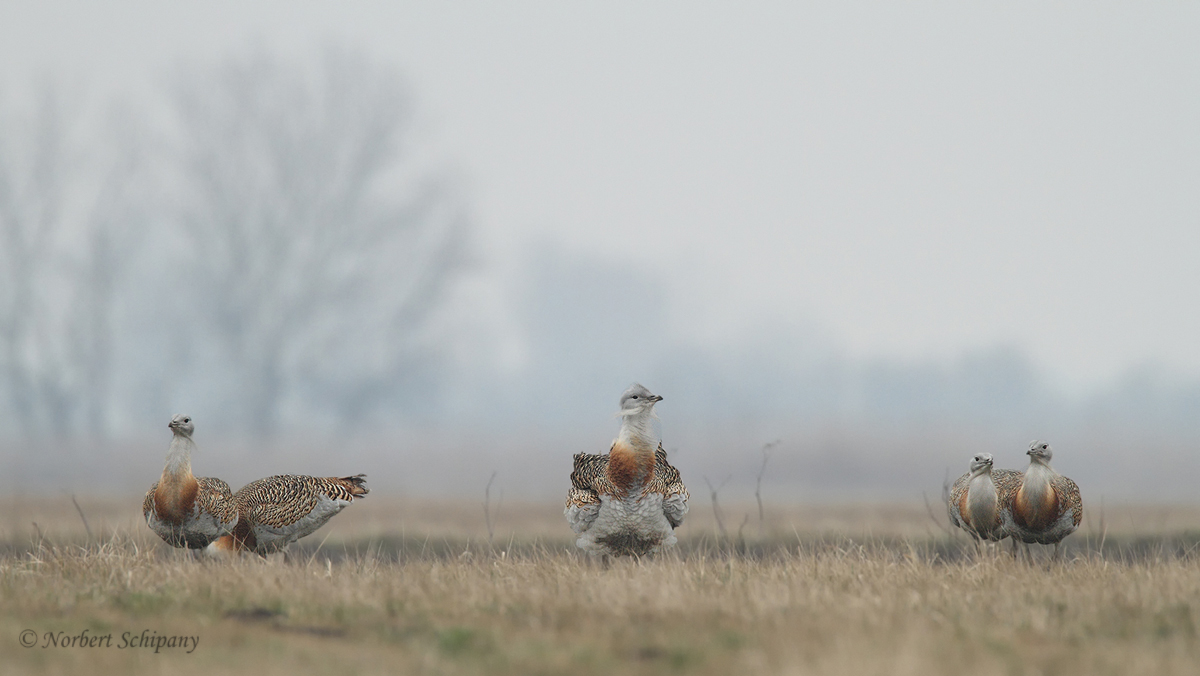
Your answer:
[0,2,1196,503]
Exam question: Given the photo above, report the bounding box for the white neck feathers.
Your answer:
[1021,460,1056,506]
[966,472,998,529]
[162,434,195,479]
[617,411,658,454]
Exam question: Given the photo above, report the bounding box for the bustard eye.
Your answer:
[632,395,639,399]
[184,417,190,423]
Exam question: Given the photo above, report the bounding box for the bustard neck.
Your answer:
[966,472,999,524]
[162,435,195,480]
[1021,460,1056,506]
[617,412,658,454]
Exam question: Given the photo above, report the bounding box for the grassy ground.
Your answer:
[2,496,1200,675]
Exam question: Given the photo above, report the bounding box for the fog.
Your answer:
[1,4,1197,504]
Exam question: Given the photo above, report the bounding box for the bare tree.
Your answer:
[170,48,467,435]
[65,104,154,437]
[0,86,72,436]
[0,86,150,439]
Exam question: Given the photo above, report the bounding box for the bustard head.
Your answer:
[618,383,662,418]
[1027,440,1052,464]
[168,414,195,438]
[969,453,994,475]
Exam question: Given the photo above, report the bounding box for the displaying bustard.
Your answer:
[947,453,1021,552]
[207,474,368,557]
[564,383,689,560]
[142,415,238,549]
[1002,440,1083,561]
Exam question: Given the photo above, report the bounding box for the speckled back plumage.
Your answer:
[947,468,1021,541]
[142,476,238,549]
[222,474,368,556]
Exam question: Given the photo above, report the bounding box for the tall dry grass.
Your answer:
[2,496,1199,675]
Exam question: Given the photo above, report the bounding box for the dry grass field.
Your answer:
[3,495,1200,675]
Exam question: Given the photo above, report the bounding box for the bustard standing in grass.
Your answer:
[565,383,689,560]
[207,473,368,557]
[143,415,239,549]
[1002,440,1083,561]
[947,453,1021,553]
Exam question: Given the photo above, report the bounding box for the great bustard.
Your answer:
[207,474,368,557]
[564,383,689,560]
[1001,440,1083,561]
[947,453,1021,553]
[142,415,238,549]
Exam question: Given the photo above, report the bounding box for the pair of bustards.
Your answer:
[143,414,368,557]
[947,443,1083,560]
[145,384,1079,561]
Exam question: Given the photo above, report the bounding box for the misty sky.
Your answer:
[3,2,1198,394]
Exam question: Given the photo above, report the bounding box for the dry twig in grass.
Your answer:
[483,471,501,545]
[754,439,780,536]
[703,475,731,540]
[70,494,94,541]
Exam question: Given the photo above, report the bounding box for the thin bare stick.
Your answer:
[923,490,954,538]
[483,471,499,545]
[704,475,731,539]
[71,494,94,541]
[304,529,337,568]
[755,439,781,535]
[1097,496,1107,559]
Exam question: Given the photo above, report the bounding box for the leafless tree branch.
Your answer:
[170,48,468,435]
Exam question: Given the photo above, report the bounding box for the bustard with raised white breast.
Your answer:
[565,383,689,560]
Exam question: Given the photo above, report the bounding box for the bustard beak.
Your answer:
[651,395,663,402]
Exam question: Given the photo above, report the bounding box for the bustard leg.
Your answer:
[982,539,996,560]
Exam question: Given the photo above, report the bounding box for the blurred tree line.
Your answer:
[0,47,467,439]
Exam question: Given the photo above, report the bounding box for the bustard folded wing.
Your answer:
[1052,474,1083,528]
[195,477,239,527]
[565,453,609,534]
[946,471,970,531]
[651,445,689,528]
[992,469,1023,506]
[142,485,156,520]
[235,474,368,531]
